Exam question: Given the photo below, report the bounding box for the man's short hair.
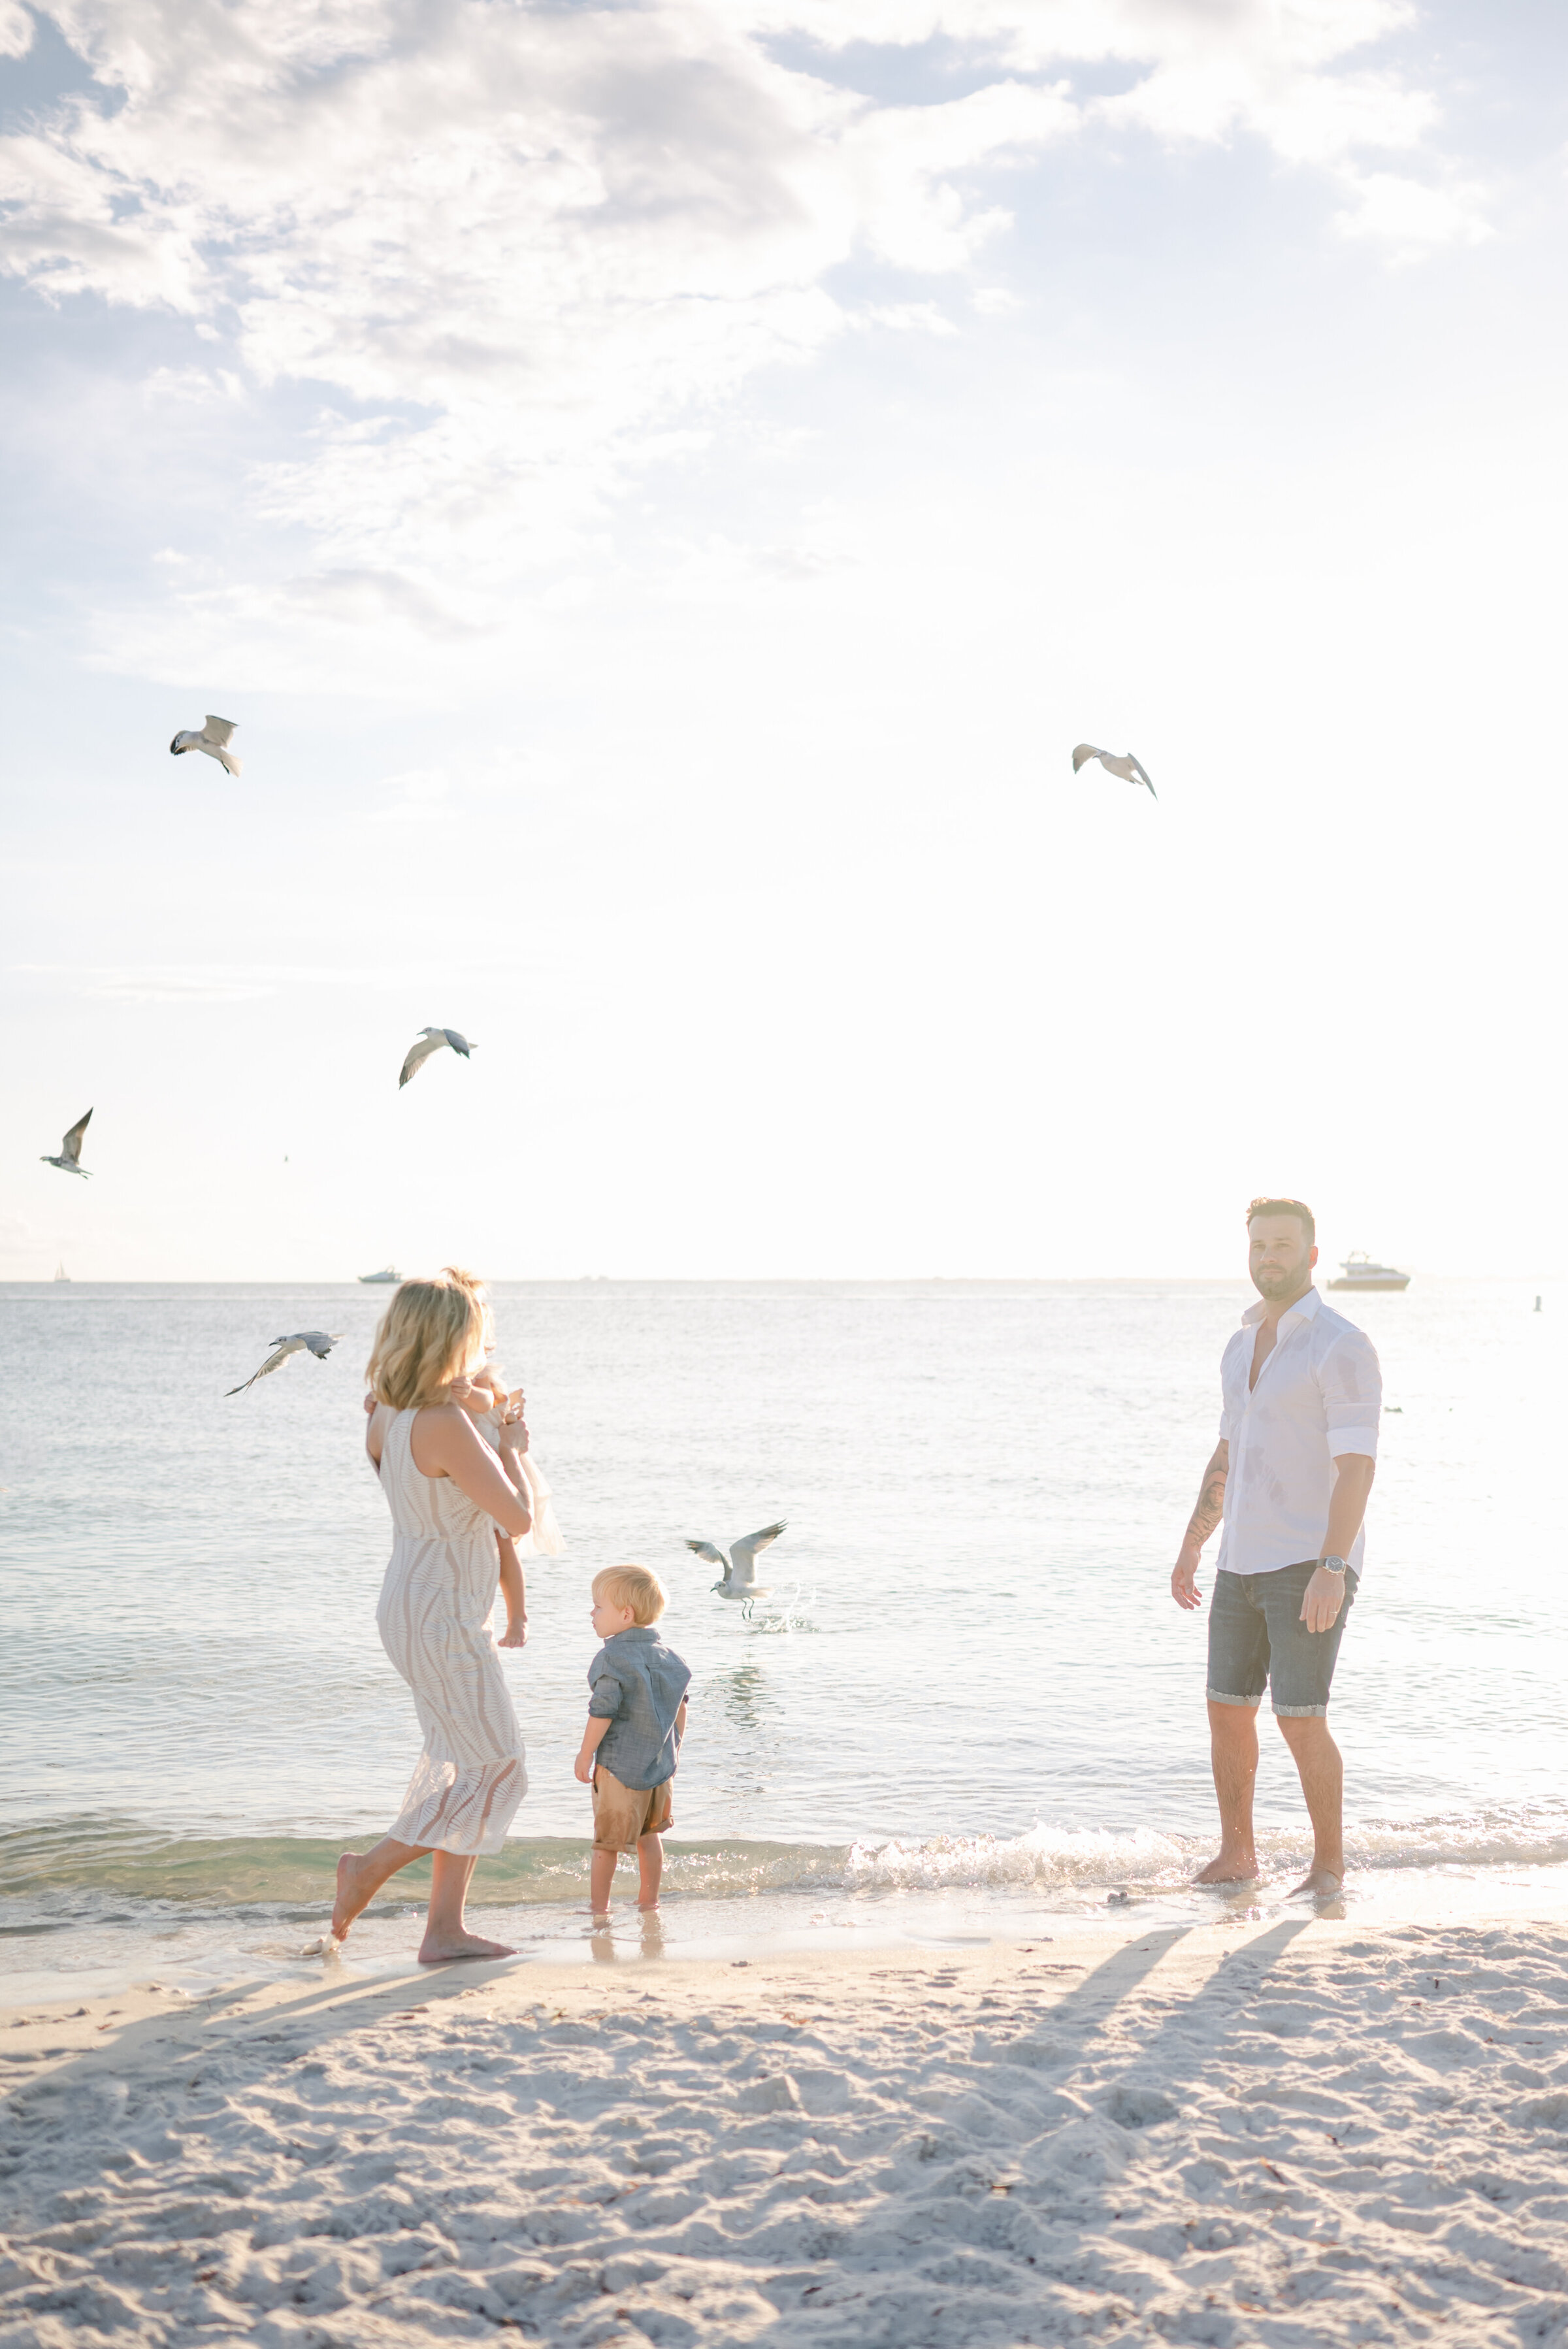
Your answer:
[1246,1196,1315,1245]
[593,1564,667,1626]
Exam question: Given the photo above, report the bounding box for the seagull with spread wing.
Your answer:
[170,716,242,777]
[1072,743,1156,798]
[227,1330,346,1397]
[399,1028,476,1089]
[41,1109,93,1177]
[686,1520,787,1618]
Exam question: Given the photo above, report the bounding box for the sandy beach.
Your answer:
[7,1909,1568,2346]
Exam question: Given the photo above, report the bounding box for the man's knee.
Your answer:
[1207,1696,1259,1733]
[1275,1709,1336,1752]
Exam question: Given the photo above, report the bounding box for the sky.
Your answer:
[1,0,1563,1281]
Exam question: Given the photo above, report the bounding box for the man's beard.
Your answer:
[1254,1262,1308,1302]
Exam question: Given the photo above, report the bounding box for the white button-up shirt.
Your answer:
[1217,1286,1381,1579]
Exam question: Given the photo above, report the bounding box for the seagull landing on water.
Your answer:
[686,1521,787,1619]
[399,1028,475,1089]
[170,716,242,777]
[227,1330,345,1397]
[1072,744,1156,798]
[41,1110,93,1177]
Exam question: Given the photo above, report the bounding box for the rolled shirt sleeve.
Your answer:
[587,1658,625,1720]
[1320,1329,1381,1459]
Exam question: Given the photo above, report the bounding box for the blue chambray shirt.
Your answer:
[587,1627,692,1790]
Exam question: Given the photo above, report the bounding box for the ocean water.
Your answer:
[2,1277,1563,1994]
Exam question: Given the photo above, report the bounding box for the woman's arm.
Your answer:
[411,1405,533,1537]
[365,1396,386,1474]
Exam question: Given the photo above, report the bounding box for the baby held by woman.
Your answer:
[440,1266,563,1644]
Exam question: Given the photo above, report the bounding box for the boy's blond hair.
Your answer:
[593,1564,667,1626]
[365,1279,486,1409]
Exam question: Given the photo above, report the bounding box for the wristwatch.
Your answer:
[1319,1554,1347,1576]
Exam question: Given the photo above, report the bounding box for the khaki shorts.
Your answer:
[592,1765,674,1853]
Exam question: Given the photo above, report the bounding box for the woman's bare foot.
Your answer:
[332,1852,377,1941]
[1192,1855,1260,1885]
[417,1930,516,1964]
[1286,1867,1343,1898]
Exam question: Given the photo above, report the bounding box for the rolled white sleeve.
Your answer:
[1320,1331,1381,1460]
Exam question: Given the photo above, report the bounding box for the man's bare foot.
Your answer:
[1192,1856,1260,1885]
[636,1899,660,1913]
[332,1852,376,1941]
[417,1931,516,1963]
[1286,1867,1343,1898]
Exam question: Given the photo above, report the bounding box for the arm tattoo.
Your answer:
[1183,1448,1228,1548]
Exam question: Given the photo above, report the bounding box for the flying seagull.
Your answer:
[1071,743,1156,798]
[41,1109,93,1177]
[170,716,242,777]
[399,1028,476,1089]
[686,1520,787,1618]
[226,1330,345,1397]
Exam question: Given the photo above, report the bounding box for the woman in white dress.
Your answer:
[332,1277,534,1963]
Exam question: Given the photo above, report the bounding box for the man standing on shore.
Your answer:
[1171,1198,1381,1896]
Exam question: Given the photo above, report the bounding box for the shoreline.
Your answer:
[8,1903,1568,2344]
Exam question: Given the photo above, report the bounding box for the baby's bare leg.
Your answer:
[497,1537,528,1645]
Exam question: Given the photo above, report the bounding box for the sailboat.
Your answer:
[53,1262,70,1282]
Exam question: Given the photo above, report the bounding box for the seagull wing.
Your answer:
[202,717,238,747]
[442,1029,474,1057]
[59,1110,92,1165]
[1127,754,1156,798]
[685,1540,730,1569]
[728,1520,787,1585]
[1071,744,1105,774]
[226,1341,295,1396]
[295,1331,345,1358]
[399,1031,448,1087]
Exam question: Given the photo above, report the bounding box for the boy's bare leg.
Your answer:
[590,1848,619,1916]
[333,1835,429,1939]
[1275,1713,1345,1893]
[636,1833,664,1911]
[1194,1699,1262,1883]
[420,1850,515,1963]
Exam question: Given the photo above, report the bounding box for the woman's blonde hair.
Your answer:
[592,1564,667,1626]
[365,1278,487,1409]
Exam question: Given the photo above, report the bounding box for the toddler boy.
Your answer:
[574,1566,691,1916]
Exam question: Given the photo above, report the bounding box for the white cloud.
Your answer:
[0,0,32,59]
[0,0,1479,678]
[1335,168,1492,257]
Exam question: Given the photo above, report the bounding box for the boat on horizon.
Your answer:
[1327,1253,1411,1294]
[53,1262,69,1283]
[357,1265,401,1285]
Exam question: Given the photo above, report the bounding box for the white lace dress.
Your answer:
[375,1407,526,1856]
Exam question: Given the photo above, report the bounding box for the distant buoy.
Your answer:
[1535,1295,1543,1312]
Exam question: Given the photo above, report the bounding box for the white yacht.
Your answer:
[358,1264,401,1285]
[1327,1252,1411,1294]
[53,1262,69,1283]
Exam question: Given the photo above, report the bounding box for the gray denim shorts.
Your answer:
[1207,1561,1358,1718]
